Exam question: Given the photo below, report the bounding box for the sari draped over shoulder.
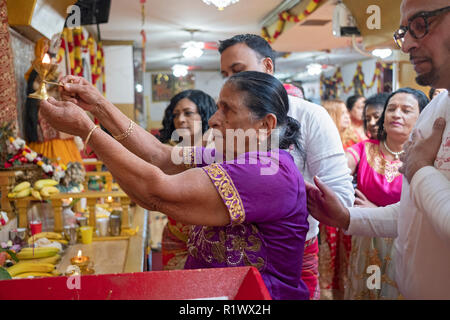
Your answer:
[182,147,310,300]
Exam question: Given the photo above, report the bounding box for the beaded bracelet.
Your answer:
[113,119,135,141]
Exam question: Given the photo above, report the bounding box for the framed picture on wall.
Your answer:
[151,73,195,102]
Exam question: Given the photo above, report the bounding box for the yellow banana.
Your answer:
[51,269,62,276]
[7,262,55,277]
[17,247,59,260]
[15,188,31,198]
[28,232,63,244]
[12,181,31,193]
[26,254,61,265]
[7,192,16,198]
[14,272,55,278]
[34,179,58,191]
[52,239,68,245]
[40,186,60,197]
[31,189,42,200]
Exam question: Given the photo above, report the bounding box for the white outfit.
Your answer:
[288,95,355,241]
[347,91,450,299]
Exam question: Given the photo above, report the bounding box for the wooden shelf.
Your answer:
[14,190,131,232]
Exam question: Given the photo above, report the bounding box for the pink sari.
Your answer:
[345,139,402,299]
[346,139,402,206]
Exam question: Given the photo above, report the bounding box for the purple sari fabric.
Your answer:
[183,147,310,300]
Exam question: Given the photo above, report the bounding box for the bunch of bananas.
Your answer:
[8,247,61,278]
[8,179,60,200]
[28,232,68,246]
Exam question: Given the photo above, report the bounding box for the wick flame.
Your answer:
[107,196,112,202]
[42,53,51,64]
[77,250,82,258]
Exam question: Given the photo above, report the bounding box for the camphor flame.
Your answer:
[42,53,51,64]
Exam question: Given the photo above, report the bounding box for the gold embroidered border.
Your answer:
[202,163,246,224]
[365,142,402,183]
[182,146,196,168]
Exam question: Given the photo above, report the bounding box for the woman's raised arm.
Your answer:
[58,75,184,174]
[39,97,230,226]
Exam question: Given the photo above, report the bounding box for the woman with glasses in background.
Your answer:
[158,90,217,270]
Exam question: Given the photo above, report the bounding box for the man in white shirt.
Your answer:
[306,0,450,299]
[218,34,355,299]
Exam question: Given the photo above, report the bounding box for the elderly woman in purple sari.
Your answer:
[39,71,310,300]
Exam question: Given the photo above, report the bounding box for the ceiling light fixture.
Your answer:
[306,63,323,76]
[172,64,189,77]
[202,0,239,11]
[182,41,205,59]
[371,48,393,59]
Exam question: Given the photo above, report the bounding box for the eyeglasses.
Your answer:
[393,6,450,48]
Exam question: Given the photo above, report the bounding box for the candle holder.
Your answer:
[28,53,59,100]
[70,251,95,275]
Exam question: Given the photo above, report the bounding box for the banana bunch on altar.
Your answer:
[5,245,62,279]
[8,179,60,200]
[0,232,67,279]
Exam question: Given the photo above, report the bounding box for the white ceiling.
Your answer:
[98,0,368,80]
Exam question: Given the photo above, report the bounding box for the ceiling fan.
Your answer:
[181,28,218,58]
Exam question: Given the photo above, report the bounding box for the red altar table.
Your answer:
[0,266,271,300]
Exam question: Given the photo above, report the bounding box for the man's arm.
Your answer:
[300,100,355,208]
[410,166,450,244]
[346,203,400,238]
[306,176,399,238]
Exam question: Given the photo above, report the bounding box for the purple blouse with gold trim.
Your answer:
[183,147,310,300]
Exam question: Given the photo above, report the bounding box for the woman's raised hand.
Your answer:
[306,176,351,230]
[59,75,105,114]
[39,97,95,139]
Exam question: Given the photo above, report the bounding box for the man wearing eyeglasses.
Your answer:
[307,0,450,299]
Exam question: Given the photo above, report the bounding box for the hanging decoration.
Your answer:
[73,27,83,76]
[320,62,392,100]
[56,27,106,95]
[262,0,323,44]
[141,0,147,73]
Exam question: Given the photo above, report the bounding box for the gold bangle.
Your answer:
[84,125,99,156]
[113,120,134,141]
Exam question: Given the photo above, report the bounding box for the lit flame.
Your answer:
[107,196,112,202]
[42,53,51,64]
[77,250,82,258]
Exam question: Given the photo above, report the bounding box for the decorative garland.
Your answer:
[140,0,147,73]
[56,28,106,95]
[320,62,392,98]
[262,0,322,43]
[73,27,83,76]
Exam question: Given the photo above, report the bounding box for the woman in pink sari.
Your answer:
[344,88,429,299]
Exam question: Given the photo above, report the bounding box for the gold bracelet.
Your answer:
[113,120,134,141]
[84,125,99,156]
